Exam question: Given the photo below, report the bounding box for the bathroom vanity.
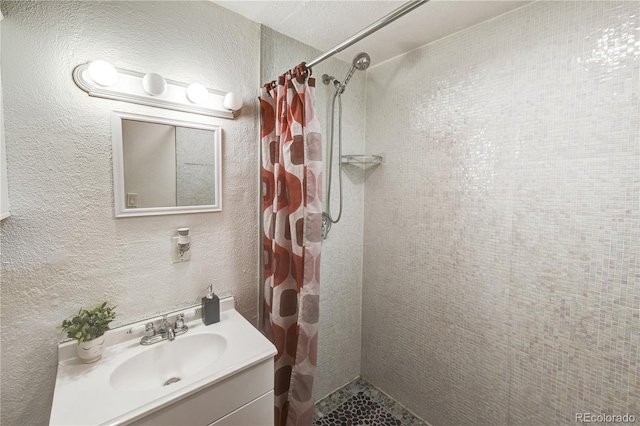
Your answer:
[49,298,276,425]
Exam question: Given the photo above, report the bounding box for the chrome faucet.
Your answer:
[160,315,175,341]
[140,313,189,345]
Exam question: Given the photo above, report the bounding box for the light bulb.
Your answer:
[87,60,118,87]
[186,83,209,104]
[142,73,167,96]
[223,92,243,111]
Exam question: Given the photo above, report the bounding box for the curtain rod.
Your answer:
[306,0,429,69]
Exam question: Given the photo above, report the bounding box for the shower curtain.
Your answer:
[260,64,323,426]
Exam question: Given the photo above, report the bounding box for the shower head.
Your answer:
[340,52,371,92]
[352,52,371,71]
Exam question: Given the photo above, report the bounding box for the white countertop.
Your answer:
[49,298,276,426]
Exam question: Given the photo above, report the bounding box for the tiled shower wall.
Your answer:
[362,2,639,425]
[260,27,366,400]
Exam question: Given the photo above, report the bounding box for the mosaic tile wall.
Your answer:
[362,2,639,425]
[261,26,365,401]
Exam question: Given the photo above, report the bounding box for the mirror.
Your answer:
[111,111,221,217]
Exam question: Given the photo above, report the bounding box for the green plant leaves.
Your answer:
[58,302,117,343]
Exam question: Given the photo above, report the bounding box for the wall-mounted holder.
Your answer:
[172,228,191,263]
[73,61,243,119]
[341,154,384,170]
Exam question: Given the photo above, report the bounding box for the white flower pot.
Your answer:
[76,335,106,364]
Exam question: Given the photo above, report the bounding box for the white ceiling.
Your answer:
[214,0,533,67]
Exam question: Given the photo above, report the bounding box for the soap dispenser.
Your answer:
[201,285,220,326]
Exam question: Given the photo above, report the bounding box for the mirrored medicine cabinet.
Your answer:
[111,111,222,217]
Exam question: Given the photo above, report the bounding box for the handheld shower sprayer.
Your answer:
[321,52,371,239]
[342,52,371,89]
[321,52,371,94]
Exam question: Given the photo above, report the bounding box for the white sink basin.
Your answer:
[110,334,227,392]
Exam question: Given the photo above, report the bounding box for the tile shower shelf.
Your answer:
[341,155,384,169]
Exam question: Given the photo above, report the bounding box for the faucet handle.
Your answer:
[160,315,169,329]
[175,313,185,330]
[144,322,156,337]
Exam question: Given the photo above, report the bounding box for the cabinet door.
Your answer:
[128,359,273,426]
[209,391,273,426]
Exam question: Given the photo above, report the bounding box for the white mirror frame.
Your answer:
[111,111,222,218]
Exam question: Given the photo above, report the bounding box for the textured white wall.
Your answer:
[0,13,8,219]
[0,2,259,424]
[362,1,639,425]
[260,26,365,401]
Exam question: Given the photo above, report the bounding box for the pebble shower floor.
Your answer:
[313,378,426,426]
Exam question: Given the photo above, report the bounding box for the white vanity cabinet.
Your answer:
[210,391,273,425]
[129,359,273,426]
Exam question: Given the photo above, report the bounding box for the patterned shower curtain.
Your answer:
[259,64,323,426]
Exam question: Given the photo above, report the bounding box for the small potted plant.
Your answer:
[58,302,117,364]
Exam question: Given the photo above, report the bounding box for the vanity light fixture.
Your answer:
[186,83,209,104]
[87,60,118,87]
[73,61,241,119]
